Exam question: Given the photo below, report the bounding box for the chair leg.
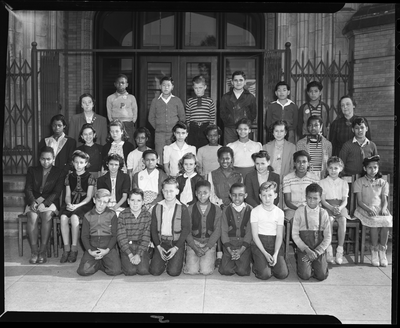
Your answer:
[18,217,23,257]
[360,225,366,264]
[354,222,359,264]
[53,219,59,258]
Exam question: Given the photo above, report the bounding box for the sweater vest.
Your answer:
[86,208,115,236]
[191,203,216,238]
[225,205,251,238]
[155,203,182,241]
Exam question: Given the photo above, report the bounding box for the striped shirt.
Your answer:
[117,207,152,257]
[308,139,323,172]
[185,96,216,123]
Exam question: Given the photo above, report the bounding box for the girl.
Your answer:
[24,146,65,264]
[318,156,350,265]
[132,149,168,211]
[97,153,130,217]
[76,123,103,179]
[127,127,152,183]
[69,93,108,146]
[102,119,135,174]
[263,120,296,208]
[38,114,76,174]
[196,124,222,177]
[244,150,280,208]
[59,150,96,263]
[163,121,196,177]
[176,153,204,206]
[352,155,392,267]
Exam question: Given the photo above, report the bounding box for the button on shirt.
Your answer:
[160,199,181,237]
[227,139,262,167]
[318,176,348,201]
[163,142,196,177]
[138,169,159,194]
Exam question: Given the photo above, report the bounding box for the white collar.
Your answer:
[232,202,246,212]
[158,93,175,100]
[306,204,320,213]
[183,172,197,179]
[352,137,370,146]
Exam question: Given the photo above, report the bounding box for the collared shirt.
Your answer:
[227,139,262,167]
[352,136,370,148]
[159,93,174,104]
[232,202,246,212]
[274,98,295,109]
[45,132,66,159]
[159,198,181,236]
[138,168,159,193]
[283,171,320,210]
[163,142,196,177]
[180,172,197,206]
[318,176,349,201]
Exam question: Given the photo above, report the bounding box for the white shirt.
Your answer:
[138,169,159,193]
[227,139,262,167]
[180,172,197,205]
[126,147,151,174]
[45,132,66,158]
[163,142,196,177]
[250,205,284,235]
[159,199,181,236]
[318,176,349,201]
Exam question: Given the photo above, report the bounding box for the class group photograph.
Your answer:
[1,1,397,325]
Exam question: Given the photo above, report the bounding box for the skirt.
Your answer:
[325,199,350,220]
[352,206,392,228]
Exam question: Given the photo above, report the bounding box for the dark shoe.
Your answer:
[37,252,47,264]
[215,258,222,269]
[29,252,38,264]
[68,251,78,263]
[60,251,70,263]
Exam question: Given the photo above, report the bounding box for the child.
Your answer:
[106,74,138,145]
[148,76,186,164]
[296,115,332,178]
[292,183,331,281]
[176,153,204,206]
[24,146,65,264]
[250,181,289,280]
[59,150,96,263]
[263,120,296,208]
[297,81,330,139]
[283,150,320,222]
[352,155,392,267]
[77,189,122,276]
[339,117,378,176]
[219,182,253,276]
[265,81,298,144]
[76,123,103,179]
[131,149,168,211]
[38,114,76,174]
[244,150,280,208]
[220,71,257,145]
[196,124,222,177]
[117,188,153,275]
[185,75,216,150]
[163,121,196,177]
[318,156,350,265]
[227,117,262,180]
[97,153,130,217]
[149,177,190,276]
[69,93,108,146]
[127,127,152,182]
[102,119,135,174]
[184,180,222,275]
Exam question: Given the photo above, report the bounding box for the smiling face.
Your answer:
[81,127,95,145]
[81,96,94,112]
[110,125,123,142]
[218,152,233,170]
[128,193,144,213]
[340,97,355,119]
[254,157,270,175]
[273,124,287,141]
[39,151,55,169]
[196,185,211,204]
[352,123,368,141]
[236,123,250,140]
[232,74,245,91]
[230,186,247,207]
[183,158,196,175]
[193,82,207,97]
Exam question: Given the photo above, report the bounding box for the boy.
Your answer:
[220,71,257,145]
[265,81,298,144]
[297,81,330,139]
[184,180,222,275]
[250,181,289,280]
[227,117,262,180]
[339,117,378,176]
[149,177,190,276]
[117,188,152,276]
[77,189,122,276]
[196,124,222,177]
[106,74,138,145]
[219,182,253,276]
[185,75,216,150]
[148,76,186,164]
[292,183,331,281]
[296,115,332,178]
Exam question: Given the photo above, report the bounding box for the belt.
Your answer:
[161,235,174,241]
[190,121,209,127]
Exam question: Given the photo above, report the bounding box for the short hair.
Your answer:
[105,153,125,169]
[352,117,368,128]
[39,146,55,158]
[79,93,96,108]
[95,188,111,199]
[259,181,277,194]
[274,81,290,91]
[160,76,174,85]
[340,95,356,107]
[50,114,67,127]
[129,187,144,199]
[251,150,271,162]
[142,149,158,159]
[172,121,188,133]
[306,183,323,196]
[71,150,90,169]
[107,119,130,142]
[307,115,323,126]
[326,156,344,168]
[192,75,206,85]
[229,182,246,194]
[178,152,198,174]
[269,119,289,134]
[235,117,252,129]
[231,70,246,80]
[195,179,211,191]
[361,155,382,178]
[115,74,128,82]
[134,126,151,140]
[78,123,97,143]
[162,176,179,189]
[306,81,323,92]
[204,124,222,136]
[293,150,311,163]
[217,146,234,159]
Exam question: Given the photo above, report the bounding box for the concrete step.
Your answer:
[3,192,26,207]
[3,175,26,192]
[4,207,26,237]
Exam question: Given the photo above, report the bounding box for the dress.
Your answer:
[76,143,103,176]
[59,170,96,218]
[352,176,392,228]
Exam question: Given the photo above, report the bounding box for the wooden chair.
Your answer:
[284,219,293,260]
[358,174,391,264]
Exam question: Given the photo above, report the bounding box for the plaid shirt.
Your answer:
[117,207,152,257]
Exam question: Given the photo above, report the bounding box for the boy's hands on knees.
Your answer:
[89,249,101,259]
[304,247,318,262]
[193,245,205,257]
[96,248,110,259]
[165,246,179,261]
[128,253,141,265]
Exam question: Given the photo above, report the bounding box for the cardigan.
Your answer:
[68,112,108,146]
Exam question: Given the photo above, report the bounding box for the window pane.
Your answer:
[186,62,212,100]
[143,12,175,47]
[226,13,257,47]
[184,13,217,47]
[146,63,172,109]
[102,12,133,47]
[225,57,257,98]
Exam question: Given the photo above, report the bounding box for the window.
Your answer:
[142,12,175,47]
[184,12,217,48]
[226,13,259,47]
